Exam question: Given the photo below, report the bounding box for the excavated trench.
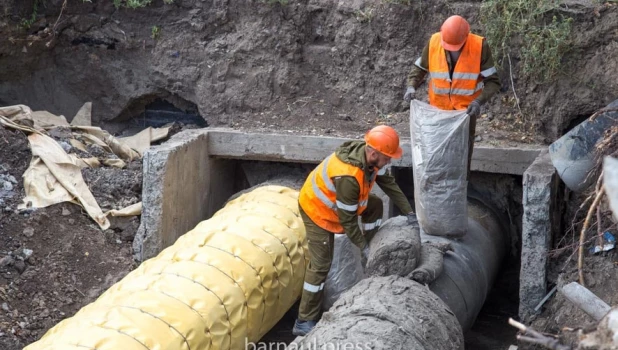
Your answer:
[241,162,522,349]
[23,126,532,349]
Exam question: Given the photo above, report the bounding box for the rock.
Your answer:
[14,260,26,274]
[475,135,482,142]
[0,255,14,267]
[2,303,9,312]
[48,127,73,140]
[23,227,35,237]
[68,219,75,225]
[57,141,72,153]
[22,249,33,260]
[62,208,71,216]
[2,180,12,191]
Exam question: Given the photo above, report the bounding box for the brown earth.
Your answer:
[0,126,138,349]
[0,0,617,349]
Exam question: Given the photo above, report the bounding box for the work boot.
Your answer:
[292,319,317,336]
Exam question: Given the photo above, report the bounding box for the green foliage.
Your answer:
[151,25,160,39]
[481,0,573,83]
[20,0,41,29]
[354,8,375,23]
[521,15,572,82]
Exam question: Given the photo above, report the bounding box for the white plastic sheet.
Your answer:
[323,234,364,310]
[410,100,469,237]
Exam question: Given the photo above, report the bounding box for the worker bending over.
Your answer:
[293,125,416,336]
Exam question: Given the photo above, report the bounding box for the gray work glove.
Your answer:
[466,100,481,118]
[407,212,419,228]
[403,86,416,102]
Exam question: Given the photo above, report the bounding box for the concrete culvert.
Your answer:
[291,275,464,350]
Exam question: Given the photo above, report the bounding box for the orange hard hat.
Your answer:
[364,125,403,159]
[440,15,470,51]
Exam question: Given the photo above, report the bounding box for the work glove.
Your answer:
[466,100,481,118]
[403,86,416,102]
[407,212,419,228]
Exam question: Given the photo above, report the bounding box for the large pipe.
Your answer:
[292,196,507,349]
[25,185,308,350]
[424,197,508,331]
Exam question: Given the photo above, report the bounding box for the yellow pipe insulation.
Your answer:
[25,185,308,350]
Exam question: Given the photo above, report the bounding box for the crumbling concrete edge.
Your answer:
[133,129,210,261]
[519,149,559,321]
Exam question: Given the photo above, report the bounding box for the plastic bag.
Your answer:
[410,100,469,237]
[323,234,364,310]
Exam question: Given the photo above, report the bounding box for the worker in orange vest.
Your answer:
[292,125,417,336]
[404,15,501,179]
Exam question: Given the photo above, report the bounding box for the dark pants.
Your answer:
[298,194,383,321]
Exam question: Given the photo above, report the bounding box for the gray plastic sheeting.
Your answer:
[410,100,469,237]
[549,99,618,192]
[322,234,364,310]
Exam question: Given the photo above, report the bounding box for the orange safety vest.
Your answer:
[428,32,483,110]
[299,152,380,233]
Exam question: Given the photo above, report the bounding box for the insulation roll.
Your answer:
[25,185,308,350]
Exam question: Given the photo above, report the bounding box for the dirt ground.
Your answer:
[0,0,617,349]
[0,126,138,349]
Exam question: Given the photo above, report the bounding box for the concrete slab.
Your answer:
[519,150,559,321]
[207,129,544,175]
[133,129,235,261]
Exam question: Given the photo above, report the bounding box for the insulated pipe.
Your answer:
[25,185,308,350]
[292,197,507,350]
[423,198,507,331]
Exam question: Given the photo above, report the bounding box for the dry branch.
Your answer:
[508,318,571,350]
[578,185,605,286]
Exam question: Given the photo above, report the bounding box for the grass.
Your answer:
[354,8,375,23]
[480,0,573,84]
[151,25,160,39]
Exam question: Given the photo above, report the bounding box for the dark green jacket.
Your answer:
[407,38,501,105]
[333,140,413,249]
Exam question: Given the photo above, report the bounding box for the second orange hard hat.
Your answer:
[364,125,403,159]
[440,15,470,51]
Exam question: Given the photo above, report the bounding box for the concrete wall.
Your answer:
[206,129,543,175]
[519,150,560,321]
[133,129,235,261]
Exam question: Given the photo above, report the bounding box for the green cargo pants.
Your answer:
[298,194,383,321]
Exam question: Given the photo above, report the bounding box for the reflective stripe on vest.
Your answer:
[299,152,377,233]
[428,32,484,110]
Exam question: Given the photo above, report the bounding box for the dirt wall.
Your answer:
[0,0,616,142]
